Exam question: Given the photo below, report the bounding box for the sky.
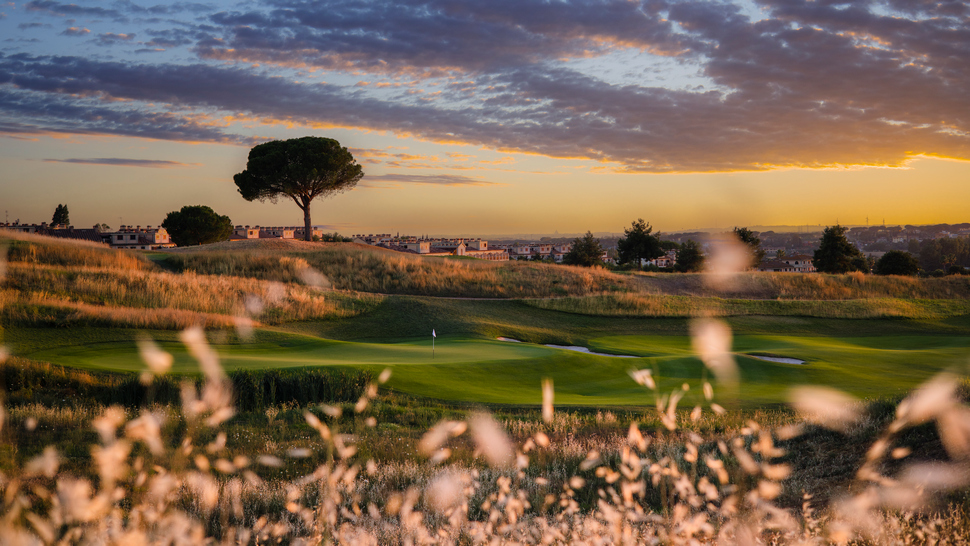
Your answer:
[1,0,968,236]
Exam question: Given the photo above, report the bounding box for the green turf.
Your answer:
[6,293,970,409]
[13,324,970,408]
[276,295,970,343]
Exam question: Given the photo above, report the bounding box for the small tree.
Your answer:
[234,137,364,241]
[734,227,765,267]
[874,250,919,276]
[563,231,604,267]
[675,239,705,272]
[161,205,233,247]
[813,225,868,274]
[51,204,70,226]
[617,218,663,270]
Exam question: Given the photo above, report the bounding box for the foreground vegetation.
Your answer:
[1,341,969,544]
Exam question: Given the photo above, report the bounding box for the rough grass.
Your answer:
[2,262,382,330]
[633,270,970,300]
[527,292,970,319]
[159,241,970,300]
[160,244,634,297]
[3,232,152,270]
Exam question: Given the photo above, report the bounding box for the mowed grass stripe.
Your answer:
[24,335,561,373]
[15,328,970,408]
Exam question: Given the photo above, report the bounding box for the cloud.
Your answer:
[480,156,515,165]
[26,0,122,19]
[0,0,968,173]
[0,86,256,144]
[362,173,500,187]
[60,26,89,36]
[143,28,203,48]
[18,22,49,29]
[196,0,690,77]
[96,32,135,45]
[43,157,200,167]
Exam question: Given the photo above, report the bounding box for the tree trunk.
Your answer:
[302,196,312,241]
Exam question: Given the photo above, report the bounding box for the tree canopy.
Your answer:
[917,236,970,272]
[51,204,70,226]
[617,218,663,269]
[563,231,604,267]
[234,136,364,241]
[813,225,868,273]
[734,227,765,267]
[161,205,233,247]
[675,239,705,272]
[874,250,920,276]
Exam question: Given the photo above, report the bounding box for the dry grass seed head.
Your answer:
[788,386,863,433]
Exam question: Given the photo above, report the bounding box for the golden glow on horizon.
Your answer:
[2,131,968,235]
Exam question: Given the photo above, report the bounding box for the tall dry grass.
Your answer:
[163,248,634,298]
[3,262,382,329]
[635,271,970,300]
[527,292,970,319]
[165,244,970,302]
[2,232,152,270]
[1,289,239,329]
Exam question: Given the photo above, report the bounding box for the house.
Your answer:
[1,222,108,244]
[354,234,509,261]
[352,233,394,245]
[779,254,816,273]
[645,250,678,268]
[464,247,509,261]
[259,226,295,239]
[108,225,176,250]
[231,225,261,240]
[232,225,301,240]
[0,221,46,234]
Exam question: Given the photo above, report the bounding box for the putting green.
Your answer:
[20,329,970,408]
[25,335,553,372]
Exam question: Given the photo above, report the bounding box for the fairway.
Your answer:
[20,329,970,408]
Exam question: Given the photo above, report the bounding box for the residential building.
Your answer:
[108,225,176,250]
[779,254,816,273]
[645,250,678,268]
[353,234,509,261]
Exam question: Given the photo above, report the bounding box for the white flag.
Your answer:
[432,329,436,338]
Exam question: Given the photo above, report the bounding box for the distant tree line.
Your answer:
[916,237,970,275]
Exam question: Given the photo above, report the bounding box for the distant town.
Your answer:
[3,219,969,275]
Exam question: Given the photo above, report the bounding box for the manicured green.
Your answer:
[12,323,969,408]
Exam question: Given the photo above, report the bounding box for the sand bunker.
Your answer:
[545,345,639,358]
[748,355,806,365]
[496,337,637,358]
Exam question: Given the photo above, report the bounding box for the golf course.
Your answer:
[5,231,970,544]
[3,233,970,411]
[6,286,970,409]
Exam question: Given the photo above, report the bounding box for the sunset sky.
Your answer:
[1,0,968,236]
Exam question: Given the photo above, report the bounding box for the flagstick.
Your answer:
[432,334,435,359]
